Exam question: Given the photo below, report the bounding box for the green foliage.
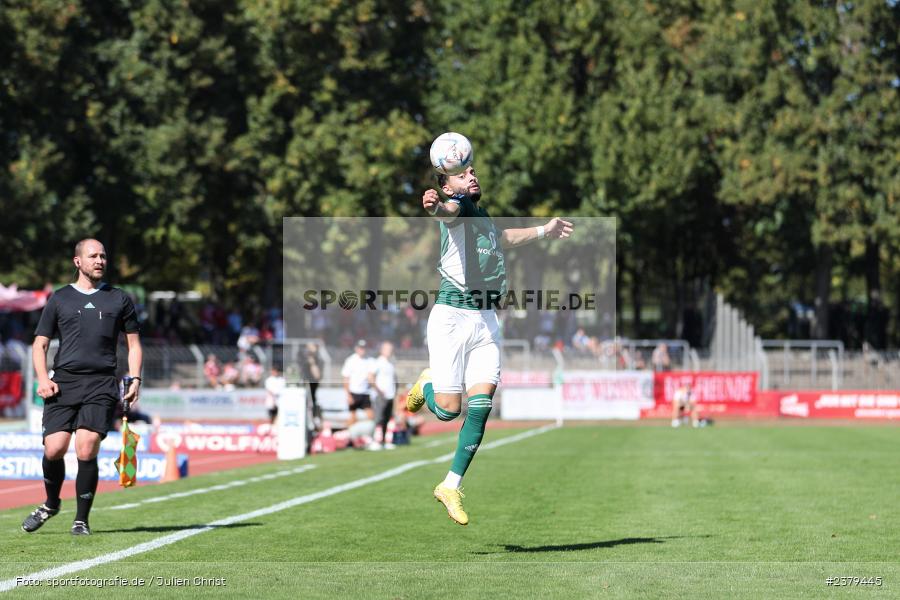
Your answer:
[706,0,899,337]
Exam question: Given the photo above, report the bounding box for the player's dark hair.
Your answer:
[436,173,448,188]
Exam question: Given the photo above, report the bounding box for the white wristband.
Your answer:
[536,225,546,240]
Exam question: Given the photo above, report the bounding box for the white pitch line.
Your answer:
[427,424,555,463]
[0,483,44,496]
[420,436,457,449]
[0,425,557,592]
[103,465,317,511]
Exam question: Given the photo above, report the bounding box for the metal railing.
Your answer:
[760,340,844,390]
[840,349,900,390]
[501,339,532,372]
[538,338,695,373]
[172,339,333,388]
[14,335,898,398]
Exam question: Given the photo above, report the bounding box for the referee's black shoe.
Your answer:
[71,520,91,536]
[21,504,60,532]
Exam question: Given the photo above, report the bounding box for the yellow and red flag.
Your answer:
[115,417,140,487]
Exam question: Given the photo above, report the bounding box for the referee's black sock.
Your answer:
[75,458,99,522]
[42,456,65,510]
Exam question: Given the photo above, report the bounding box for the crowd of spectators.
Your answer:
[144,300,285,347]
[497,309,678,371]
[1,293,667,376]
[568,330,678,371]
[202,353,265,390]
[306,305,425,350]
[301,304,618,357]
[0,285,684,385]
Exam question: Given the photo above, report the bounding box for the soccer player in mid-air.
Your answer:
[407,162,573,525]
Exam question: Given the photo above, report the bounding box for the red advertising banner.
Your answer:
[641,371,771,418]
[772,390,900,419]
[656,371,758,404]
[0,372,23,408]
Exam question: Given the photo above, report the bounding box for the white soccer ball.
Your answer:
[429,132,473,176]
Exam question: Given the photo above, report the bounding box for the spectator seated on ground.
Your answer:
[396,393,424,437]
[346,414,376,449]
[672,384,699,428]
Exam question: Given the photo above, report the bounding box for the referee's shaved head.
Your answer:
[74,238,104,258]
[72,239,107,284]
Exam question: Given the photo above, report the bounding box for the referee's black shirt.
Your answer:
[35,284,140,376]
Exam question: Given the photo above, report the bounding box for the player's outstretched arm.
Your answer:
[501,217,573,249]
[423,189,462,223]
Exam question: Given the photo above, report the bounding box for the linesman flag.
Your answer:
[116,417,140,487]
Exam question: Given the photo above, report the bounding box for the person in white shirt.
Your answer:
[369,341,398,451]
[341,340,375,426]
[264,366,286,425]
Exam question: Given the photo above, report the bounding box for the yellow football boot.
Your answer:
[406,368,432,413]
[433,484,469,526]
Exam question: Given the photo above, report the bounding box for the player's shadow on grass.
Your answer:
[97,523,263,534]
[474,536,707,554]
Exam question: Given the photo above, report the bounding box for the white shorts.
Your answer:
[426,303,502,394]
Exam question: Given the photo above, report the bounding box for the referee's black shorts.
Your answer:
[42,373,118,440]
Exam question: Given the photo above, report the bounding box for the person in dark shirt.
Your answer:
[21,239,142,536]
[300,342,323,420]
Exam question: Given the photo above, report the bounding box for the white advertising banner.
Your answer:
[138,388,270,420]
[499,387,561,420]
[277,386,307,460]
[141,387,343,423]
[500,371,655,420]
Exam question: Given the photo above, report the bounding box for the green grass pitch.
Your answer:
[1,424,899,598]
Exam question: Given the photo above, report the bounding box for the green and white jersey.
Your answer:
[435,195,507,310]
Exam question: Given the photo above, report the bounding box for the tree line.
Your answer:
[1,0,897,347]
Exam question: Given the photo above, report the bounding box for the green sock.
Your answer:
[450,394,493,477]
[424,382,460,421]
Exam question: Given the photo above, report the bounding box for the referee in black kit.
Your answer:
[22,239,142,536]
